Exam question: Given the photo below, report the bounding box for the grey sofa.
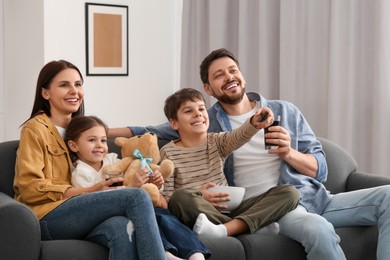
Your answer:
[1,137,389,260]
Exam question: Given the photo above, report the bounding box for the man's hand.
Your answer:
[265,125,318,178]
[264,125,291,159]
[200,182,231,211]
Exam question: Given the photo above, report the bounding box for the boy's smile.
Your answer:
[169,99,209,146]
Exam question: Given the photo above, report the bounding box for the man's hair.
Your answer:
[164,88,206,121]
[199,48,240,84]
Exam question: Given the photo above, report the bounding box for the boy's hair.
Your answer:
[199,48,240,85]
[64,115,108,161]
[164,88,206,121]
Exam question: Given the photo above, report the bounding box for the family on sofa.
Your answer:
[12,48,390,260]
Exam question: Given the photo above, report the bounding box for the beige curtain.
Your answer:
[180,0,390,177]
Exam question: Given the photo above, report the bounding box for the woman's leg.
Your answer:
[86,216,138,259]
[155,208,211,259]
[40,188,165,260]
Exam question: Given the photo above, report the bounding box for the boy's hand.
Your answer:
[148,170,164,189]
[200,182,230,211]
[251,107,274,129]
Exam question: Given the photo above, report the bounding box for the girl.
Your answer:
[65,115,210,260]
[14,60,165,260]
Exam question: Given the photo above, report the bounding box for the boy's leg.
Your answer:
[232,184,299,232]
[168,189,231,228]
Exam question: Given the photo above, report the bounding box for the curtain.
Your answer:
[180,0,390,177]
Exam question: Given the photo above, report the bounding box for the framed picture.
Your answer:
[85,3,128,76]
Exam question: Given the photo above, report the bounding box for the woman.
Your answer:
[14,60,166,260]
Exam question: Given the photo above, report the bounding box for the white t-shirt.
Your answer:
[228,102,281,200]
[71,153,120,187]
[56,126,66,139]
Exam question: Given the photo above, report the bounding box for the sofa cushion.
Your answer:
[40,240,108,260]
[238,233,307,260]
[337,226,377,260]
[199,236,246,260]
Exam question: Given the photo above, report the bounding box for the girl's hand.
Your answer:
[126,168,149,188]
[101,177,125,190]
[64,178,125,199]
[148,170,164,189]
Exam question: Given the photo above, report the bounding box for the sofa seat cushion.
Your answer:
[40,240,108,260]
[200,236,246,260]
[238,233,307,260]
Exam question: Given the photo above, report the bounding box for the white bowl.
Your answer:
[208,186,245,212]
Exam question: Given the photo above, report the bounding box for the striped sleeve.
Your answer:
[214,119,259,158]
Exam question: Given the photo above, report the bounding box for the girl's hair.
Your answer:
[27,60,85,122]
[64,115,108,162]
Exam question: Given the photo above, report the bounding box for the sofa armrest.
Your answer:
[346,172,390,191]
[0,193,41,260]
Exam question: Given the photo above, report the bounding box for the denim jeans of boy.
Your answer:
[155,208,211,259]
[40,188,165,260]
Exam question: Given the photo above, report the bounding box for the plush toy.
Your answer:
[102,133,174,206]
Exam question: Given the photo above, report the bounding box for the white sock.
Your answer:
[193,213,227,238]
[166,251,184,260]
[188,252,205,260]
[254,222,280,235]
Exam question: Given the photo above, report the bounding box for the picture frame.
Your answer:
[85,3,128,76]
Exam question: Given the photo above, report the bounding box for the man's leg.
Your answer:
[321,185,390,260]
[278,206,346,260]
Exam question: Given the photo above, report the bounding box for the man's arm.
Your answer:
[108,122,180,142]
[107,127,133,138]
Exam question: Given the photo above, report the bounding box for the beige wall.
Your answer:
[1,0,182,141]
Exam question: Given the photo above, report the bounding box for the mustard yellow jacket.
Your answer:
[14,113,73,220]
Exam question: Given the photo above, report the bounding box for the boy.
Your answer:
[160,88,299,238]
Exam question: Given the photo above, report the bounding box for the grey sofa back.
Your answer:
[0,138,357,198]
[0,140,19,197]
[318,137,357,194]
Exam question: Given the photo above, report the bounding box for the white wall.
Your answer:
[3,0,45,141]
[2,0,182,141]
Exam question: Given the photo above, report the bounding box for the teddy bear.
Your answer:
[102,132,174,206]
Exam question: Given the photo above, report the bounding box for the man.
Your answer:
[109,48,390,260]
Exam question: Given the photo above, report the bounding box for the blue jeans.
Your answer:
[278,185,390,260]
[155,208,211,259]
[40,188,166,260]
